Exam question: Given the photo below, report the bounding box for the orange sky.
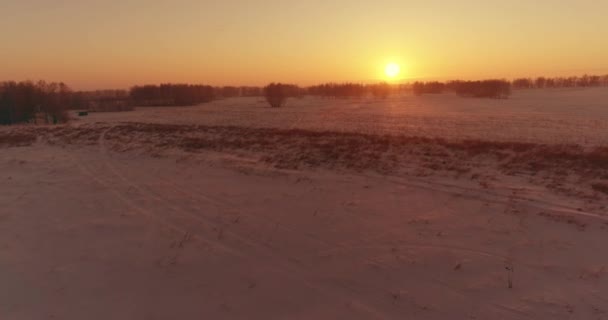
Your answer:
[2,0,608,90]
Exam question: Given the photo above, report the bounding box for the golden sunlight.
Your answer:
[385,63,401,79]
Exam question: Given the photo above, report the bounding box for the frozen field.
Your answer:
[80,88,608,146]
[1,88,608,319]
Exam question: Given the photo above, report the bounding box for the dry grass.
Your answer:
[0,132,37,147]
[29,123,607,175]
[538,212,588,231]
[3,123,608,197]
[592,182,608,195]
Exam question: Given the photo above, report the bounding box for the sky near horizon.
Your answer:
[1,0,607,90]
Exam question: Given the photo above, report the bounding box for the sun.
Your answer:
[385,63,401,78]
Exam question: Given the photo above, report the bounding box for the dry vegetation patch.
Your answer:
[3,122,608,197]
[592,182,608,195]
[0,131,37,147]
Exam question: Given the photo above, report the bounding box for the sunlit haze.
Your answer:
[2,0,608,89]
[3,1,608,319]
[385,63,401,79]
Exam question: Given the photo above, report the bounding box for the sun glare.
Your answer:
[385,63,401,79]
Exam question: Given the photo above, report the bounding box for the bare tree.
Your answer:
[1,80,74,125]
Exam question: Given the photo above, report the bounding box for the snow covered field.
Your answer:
[2,88,608,319]
[79,88,608,146]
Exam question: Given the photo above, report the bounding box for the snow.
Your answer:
[1,88,608,319]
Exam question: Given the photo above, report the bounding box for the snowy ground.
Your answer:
[2,89,608,319]
[77,88,608,146]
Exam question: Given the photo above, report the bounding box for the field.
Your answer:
[2,88,608,319]
[78,88,608,145]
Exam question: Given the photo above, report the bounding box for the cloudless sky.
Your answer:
[1,0,607,89]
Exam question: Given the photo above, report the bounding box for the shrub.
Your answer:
[264,83,296,108]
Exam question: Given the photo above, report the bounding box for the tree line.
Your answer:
[128,85,270,105]
[304,81,512,99]
[2,73,607,124]
[307,83,395,99]
[512,75,608,89]
[406,74,608,98]
[129,84,215,106]
[260,74,608,107]
[70,86,261,110]
[449,80,511,98]
[0,81,77,125]
[412,82,445,95]
[411,80,512,98]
